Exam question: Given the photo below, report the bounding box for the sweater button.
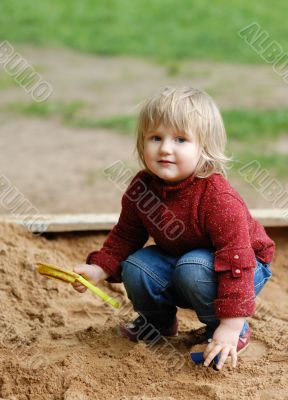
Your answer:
[235,269,241,274]
[234,254,239,259]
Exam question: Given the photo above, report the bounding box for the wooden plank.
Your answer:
[0,213,119,232]
[0,209,287,232]
[250,209,288,227]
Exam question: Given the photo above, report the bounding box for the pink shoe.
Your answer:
[190,327,251,366]
[237,327,251,354]
[119,315,178,342]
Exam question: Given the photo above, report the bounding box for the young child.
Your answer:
[72,86,275,370]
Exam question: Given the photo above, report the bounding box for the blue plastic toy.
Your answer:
[190,351,220,368]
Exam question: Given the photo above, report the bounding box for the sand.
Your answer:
[0,222,287,400]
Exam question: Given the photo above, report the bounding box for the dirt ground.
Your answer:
[0,45,288,214]
[0,223,287,400]
[0,46,287,399]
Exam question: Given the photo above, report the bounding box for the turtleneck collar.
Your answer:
[151,173,196,192]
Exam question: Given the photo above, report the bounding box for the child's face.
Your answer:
[143,124,201,184]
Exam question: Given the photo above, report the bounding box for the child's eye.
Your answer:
[151,135,161,141]
[175,136,186,143]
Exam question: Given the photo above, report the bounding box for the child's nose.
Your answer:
[159,140,173,154]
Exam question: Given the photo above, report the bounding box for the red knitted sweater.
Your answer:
[87,171,275,318]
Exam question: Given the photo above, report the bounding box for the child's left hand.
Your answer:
[203,318,244,370]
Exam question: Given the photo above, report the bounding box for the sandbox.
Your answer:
[0,221,287,400]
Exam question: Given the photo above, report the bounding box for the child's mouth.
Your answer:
[158,160,175,165]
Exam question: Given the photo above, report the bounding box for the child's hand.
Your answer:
[72,264,109,293]
[203,318,244,370]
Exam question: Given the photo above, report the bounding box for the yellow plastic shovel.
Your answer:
[36,262,120,309]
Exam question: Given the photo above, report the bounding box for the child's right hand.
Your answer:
[72,264,109,293]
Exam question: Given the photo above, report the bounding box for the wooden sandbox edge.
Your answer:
[0,209,287,233]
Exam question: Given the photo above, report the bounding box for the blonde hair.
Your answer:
[136,86,232,178]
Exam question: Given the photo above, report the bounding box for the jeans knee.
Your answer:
[121,260,140,293]
[172,265,198,292]
[121,256,175,313]
[121,257,165,302]
[172,260,218,304]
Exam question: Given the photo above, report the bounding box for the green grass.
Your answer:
[223,109,288,141]
[6,99,287,178]
[0,74,18,90]
[0,0,288,63]
[6,100,288,139]
[6,100,86,122]
[5,100,138,132]
[232,153,288,179]
[73,115,137,133]
[73,109,288,141]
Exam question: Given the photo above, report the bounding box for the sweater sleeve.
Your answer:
[204,192,257,318]
[86,172,149,282]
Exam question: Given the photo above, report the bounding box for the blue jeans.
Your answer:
[121,246,272,338]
